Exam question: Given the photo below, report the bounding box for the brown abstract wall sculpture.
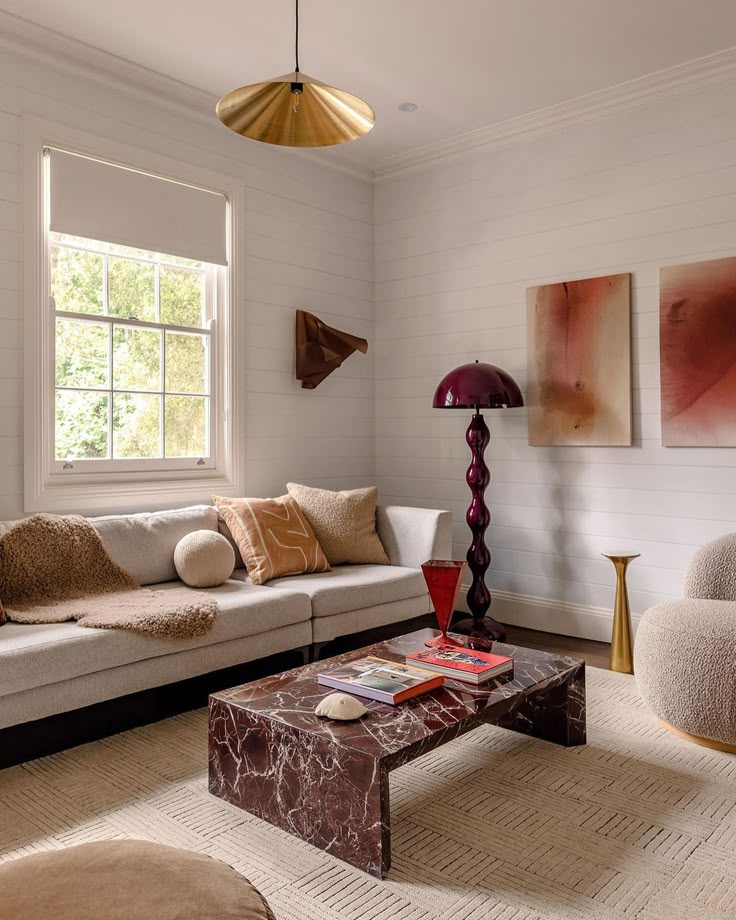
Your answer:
[660,256,736,446]
[527,273,632,446]
[295,310,368,389]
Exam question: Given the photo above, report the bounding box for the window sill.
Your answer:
[24,472,242,515]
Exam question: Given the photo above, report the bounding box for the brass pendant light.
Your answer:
[216,0,375,147]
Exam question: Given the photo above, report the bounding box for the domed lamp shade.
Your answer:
[433,361,523,411]
[433,361,524,641]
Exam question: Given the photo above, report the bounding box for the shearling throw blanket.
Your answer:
[0,514,217,639]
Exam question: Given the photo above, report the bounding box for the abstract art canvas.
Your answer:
[660,256,736,446]
[527,273,631,446]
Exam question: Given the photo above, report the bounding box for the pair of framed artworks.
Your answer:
[526,254,736,447]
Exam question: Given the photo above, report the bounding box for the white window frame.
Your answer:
[24,117,245,513]
[51,235,218,474]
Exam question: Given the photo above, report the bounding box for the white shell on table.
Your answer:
[315,692,368,721]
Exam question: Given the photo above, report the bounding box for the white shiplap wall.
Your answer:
[0,46,373,520]
[375,78,736,640]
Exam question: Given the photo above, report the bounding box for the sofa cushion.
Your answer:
[311,595,431,644]
[264,564,427,618]
[0,578,311,698]
[217,515,245,569]
[286,483,390,566]
[213,494,330,585]
[0,621,312,730]
[91,505,218,586]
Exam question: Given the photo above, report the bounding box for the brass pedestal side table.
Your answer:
[602,552,640,674]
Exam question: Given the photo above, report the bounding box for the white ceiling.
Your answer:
[3,0,736,170]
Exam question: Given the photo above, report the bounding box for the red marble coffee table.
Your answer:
[208,629,585,878]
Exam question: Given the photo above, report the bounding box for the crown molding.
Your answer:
[0,10,374,183]
[2,10,736,186]
[375,45,736,180]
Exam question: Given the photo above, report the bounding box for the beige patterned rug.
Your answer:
[1,667,735,919]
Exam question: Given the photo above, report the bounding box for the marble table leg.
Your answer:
[208,698,391,877]
[495,663,586,747]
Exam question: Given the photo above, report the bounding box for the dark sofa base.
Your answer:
[0,646,310,770]
[0,614,438,769]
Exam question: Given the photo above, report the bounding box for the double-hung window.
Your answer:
[25,133,242,512]
[52,235,215,469]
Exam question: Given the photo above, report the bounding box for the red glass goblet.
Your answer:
[421,559,467,648]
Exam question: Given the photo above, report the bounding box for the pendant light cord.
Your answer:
[294,0,300,73]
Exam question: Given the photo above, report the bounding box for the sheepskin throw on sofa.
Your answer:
[0,514,217,639]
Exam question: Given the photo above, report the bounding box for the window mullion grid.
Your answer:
[161,331,167,461]
[203,267,215,463]
[205,330,211,460]
[57,385,208,398]
[207,278,215,460]
[55,309,209,336]
[51,239,217,472]
[52,238,202,273]
[104,254,115,460]
[158,265,166,460]
[107,323,114,461]
[155,261,161,323]
[102,252,109,316]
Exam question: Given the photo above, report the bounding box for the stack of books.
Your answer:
[406,645,513,685]
[317,656,444,704]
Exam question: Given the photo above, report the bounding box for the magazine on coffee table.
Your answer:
[406,646,513,685]
[317,656,444,704]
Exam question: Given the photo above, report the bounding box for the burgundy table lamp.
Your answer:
[433,360,524,641]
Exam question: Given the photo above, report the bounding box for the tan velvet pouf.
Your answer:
[0,840,275,920]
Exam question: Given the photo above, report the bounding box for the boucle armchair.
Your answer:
[634,533,736,752]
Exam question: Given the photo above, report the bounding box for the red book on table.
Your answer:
[406,646,513,685]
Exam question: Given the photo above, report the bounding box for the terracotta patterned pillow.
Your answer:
[212,494,330,585]
[286,483,390,566]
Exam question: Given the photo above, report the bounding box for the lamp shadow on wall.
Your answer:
[546,446,575,598]
[493,440,575,605]
[532,400,642,620]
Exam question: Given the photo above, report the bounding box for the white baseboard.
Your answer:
[457,587,638,644]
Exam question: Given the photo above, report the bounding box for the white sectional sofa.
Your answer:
[0,503,452,731]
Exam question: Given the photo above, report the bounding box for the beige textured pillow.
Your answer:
[174,530,235,588]
[213,494,330,585]
[217,515,245,569]
[286,483,390,566]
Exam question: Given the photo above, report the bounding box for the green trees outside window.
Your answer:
[52,234,211,464]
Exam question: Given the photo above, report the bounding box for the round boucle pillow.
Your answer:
[174,530,235,588]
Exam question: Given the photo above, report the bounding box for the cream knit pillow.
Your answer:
[174,530,235,588]
[286,483,390,566]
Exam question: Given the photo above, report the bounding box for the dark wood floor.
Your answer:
[323,613,611,669]
[0,615,609,769]
[504,624,610,669]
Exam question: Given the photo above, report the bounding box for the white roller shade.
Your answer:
[49,148,228,266]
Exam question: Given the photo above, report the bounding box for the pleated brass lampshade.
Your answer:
[216,1,375,148]
[216,70,375,147]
